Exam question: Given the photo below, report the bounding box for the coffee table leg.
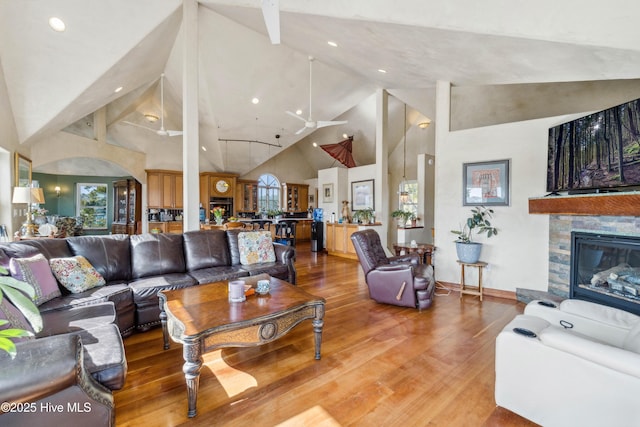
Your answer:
[183,340,203,418]
[158,294,170,350]
[313,304,325,360]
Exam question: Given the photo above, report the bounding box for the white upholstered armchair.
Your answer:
[495,299,640,427]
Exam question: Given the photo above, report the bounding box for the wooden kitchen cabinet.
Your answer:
[236,179,258,213]
[282,183,309,212]
[112,178,141,235]
[146,170,183,209]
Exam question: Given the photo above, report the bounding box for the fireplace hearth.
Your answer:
[570,231,640,315]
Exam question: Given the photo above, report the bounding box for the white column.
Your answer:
[375,89,390,253]
[183,0,200,231]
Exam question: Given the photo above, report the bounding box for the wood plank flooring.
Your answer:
[114,243,537,426]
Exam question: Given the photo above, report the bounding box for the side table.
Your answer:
[457,260,487,301]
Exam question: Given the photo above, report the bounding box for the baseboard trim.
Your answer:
[436,281,517,301]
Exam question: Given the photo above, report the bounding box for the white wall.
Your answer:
[434,83,552,292]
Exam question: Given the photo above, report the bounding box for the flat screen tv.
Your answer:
[547,97,640,194]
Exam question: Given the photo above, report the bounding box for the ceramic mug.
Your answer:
[256,279,270,295]
[228,280,246,302]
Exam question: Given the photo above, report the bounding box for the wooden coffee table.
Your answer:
[158,274,325,418]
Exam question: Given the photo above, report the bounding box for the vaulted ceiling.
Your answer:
[2,0,640,177]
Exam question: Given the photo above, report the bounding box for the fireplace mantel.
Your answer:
[529,192,640,216]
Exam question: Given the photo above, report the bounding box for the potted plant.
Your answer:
[409,213,419,228]
[391,210,412,228]
[451,206,498,263]
[0,266,42,358]
[353,208,375,224]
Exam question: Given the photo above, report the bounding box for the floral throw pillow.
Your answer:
[238,231,276,265]
[9,253,61,306]
[49,256,106,293]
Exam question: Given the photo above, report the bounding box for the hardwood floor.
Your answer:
[114,243,537,426]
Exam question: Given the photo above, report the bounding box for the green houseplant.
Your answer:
[353,208,375,224]
[391,210,412,228]
[451,206,498,263]
[0,266,42,358]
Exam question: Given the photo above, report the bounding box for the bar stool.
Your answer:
[274,221,296,246]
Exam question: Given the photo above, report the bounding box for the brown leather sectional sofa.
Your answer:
[0,229,296,426]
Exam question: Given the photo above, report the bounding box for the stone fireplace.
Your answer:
[548,214,640,300]
[570,231,640,315]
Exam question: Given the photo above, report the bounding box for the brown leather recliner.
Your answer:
[351,229,436,309]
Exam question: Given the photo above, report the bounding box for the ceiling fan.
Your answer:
[261,0,280,44]
[123,73,183,137]
[286,56,347,135]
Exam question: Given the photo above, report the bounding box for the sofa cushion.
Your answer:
[9,253,61,305]
[239,262,289,281]
[0,239,73,261]
[49,256,106,293]
[38,284,135,337]
[130,233,186,279]
[188,265,249,285]
[183,230,230,271]
[238,231,276,265]
[67,234,131,283]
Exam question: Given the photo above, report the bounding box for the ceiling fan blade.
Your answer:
[286,110,306,122]
[167,130,183,137]
[123,121,157,133]
[316,120,348,129]
[295,126,308,135]
[261,0,280,44]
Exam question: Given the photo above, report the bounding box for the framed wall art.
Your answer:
[14,153,32,187]
[463,159,510,206]
[351,179,375,211]
[322,183,334,203]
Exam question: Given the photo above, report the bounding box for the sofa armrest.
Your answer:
[0,334,112,405]
[389,253,419,265]
[273,242,295,263]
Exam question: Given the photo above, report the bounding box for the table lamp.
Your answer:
[12,187,45,238]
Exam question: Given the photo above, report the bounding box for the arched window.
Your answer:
[257,174,280,213]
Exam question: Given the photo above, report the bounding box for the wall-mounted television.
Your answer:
[547,97,640,194]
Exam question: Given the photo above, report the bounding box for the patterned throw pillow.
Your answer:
[9,253,61,306]
[238,231,276,265]
[49,256,106,293]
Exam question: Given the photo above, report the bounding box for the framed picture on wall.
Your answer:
[323,183,333,203]
[14,153,32,187]
[76,183,108,229]
[463,159,510,206]
[351,179,375,211]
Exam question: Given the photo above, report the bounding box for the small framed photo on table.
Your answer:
[463,159,510,206]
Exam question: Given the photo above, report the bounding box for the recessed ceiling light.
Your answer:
[342,133,348,139]
[312,142,318,147]
[252,97,259,104]
[201,146,207,152]
[144,114,159,123]
[378,69,387,74]
[49,17,66,32]
[327,41,338,47]
[296,109,302,115]
[114,86,123,93]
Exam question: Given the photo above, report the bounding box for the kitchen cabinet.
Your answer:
[236,179,258,213]
[282,183,309,212]
[325,223,382,259]
[199,173,237,217]
[146,170,183,209]
[147,221,183,234]
[111,179,141,235]
[295,220,312,242]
